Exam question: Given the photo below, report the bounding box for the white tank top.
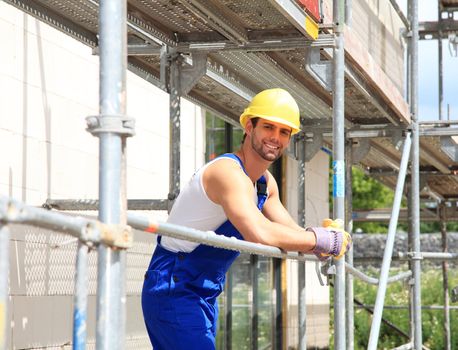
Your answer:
[161,156,261,252]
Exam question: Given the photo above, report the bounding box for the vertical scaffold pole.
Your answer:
[0,225,11,350]
[225,268,233,350]
[250,255,259,350]
[409,0,423,348]
[169,54,181,206]
[73,242,89,350]
[367,132,412,350]
[438,1,444,121]
[440,204,451,350]
[344,141,354,350]
[297,132,306,350]
[224,123,233,350]
[406,184,415,342]
[332,0,346,348]
[95,0,128,349]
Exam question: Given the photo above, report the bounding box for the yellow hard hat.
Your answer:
[240,88,301,135]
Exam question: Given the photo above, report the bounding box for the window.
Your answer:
[205,112,243,159]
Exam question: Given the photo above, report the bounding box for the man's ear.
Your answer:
[245,118,254,135]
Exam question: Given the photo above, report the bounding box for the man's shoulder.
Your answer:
[202,156,251,205]
[207,153,242,167]
[205,157,244,179]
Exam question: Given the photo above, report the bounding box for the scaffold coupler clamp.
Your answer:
[167,190,180,211]
[408,251,423,261]
[315,259,336,286]
[97,222,133,249]
[86,114,135,137]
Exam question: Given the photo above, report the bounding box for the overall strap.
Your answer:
[256,175,268,210]
[217,153,247,175]
[220,153,268,210]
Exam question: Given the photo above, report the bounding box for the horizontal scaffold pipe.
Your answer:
[345,263,412,285]
[127,213,320,262]
[0,196,131,248]
[398,252,458,261]
[356,304,458,311]
[44,198,169,211]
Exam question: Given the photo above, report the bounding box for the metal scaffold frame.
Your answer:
[1,0,458,350]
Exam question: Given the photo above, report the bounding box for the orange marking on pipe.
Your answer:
[145,220,158,233]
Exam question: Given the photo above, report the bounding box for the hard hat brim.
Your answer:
[240,113,301,135]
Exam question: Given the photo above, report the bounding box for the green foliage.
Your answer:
[341,166,458,233]
[352,267,458,350]
[420,221,458,233]
[351,167,396,209]
[231,281,251,349]
[333,166,397,233]
[352,166,399,233]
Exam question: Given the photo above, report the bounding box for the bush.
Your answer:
[351,267,458,350]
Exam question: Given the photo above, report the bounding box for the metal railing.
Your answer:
[126,213,318,262]
[0,196,132,350]
[0,195,324,350]
[2,193,457,350]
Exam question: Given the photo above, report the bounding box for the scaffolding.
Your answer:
[1,0,458,350]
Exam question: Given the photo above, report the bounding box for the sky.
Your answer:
[397,0,458,121]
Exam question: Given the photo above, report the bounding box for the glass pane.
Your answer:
[205,111,244,159]
[205,112,226,160]
[232,127,244,152]
[231,253,251,349]
[258,257,273,349]
[216,287,226,350]
[216,255,275,350]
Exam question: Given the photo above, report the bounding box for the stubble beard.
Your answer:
[251,136,282,162]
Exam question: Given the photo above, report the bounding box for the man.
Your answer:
[142,88,351,350]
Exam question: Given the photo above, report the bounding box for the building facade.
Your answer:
[0,2,331,349]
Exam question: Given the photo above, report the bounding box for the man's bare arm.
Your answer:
[203,159,316,252]
[261,170,304,230]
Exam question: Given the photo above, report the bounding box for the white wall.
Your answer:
[0,2,204,349]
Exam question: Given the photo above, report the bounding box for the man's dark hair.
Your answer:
[241,117,259,144]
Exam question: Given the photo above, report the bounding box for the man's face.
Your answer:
[248,119,292,162]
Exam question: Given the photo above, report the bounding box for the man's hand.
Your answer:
[306,219,352,260]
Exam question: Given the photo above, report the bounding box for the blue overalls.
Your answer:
[142,153,268,350]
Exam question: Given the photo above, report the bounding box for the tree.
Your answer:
[350,166,458,233]
[351,166,396,233]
